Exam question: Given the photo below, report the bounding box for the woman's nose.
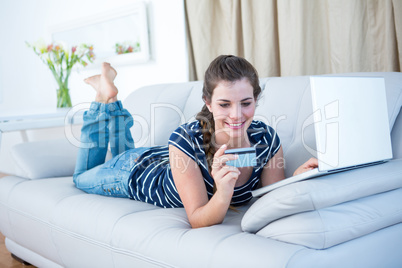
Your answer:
[229,105,241,119]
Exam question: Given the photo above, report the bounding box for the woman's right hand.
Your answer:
[170,143,240,228]
[210,144,241,201]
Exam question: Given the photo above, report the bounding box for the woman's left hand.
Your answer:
[293,158,319,176]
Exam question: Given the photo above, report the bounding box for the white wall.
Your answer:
[0,0,188,174]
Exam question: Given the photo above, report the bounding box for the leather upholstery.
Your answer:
[2,72,401,267]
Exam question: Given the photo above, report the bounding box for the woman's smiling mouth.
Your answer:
[225,121,245,129]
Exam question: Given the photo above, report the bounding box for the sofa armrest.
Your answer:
[241,159,402,249]
[11,139,79,179]
[256,187,402,249]
[242,159,402,233]
[391,107,402,159]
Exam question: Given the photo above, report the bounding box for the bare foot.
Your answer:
[84,75,100,91]
[85,62,118,103]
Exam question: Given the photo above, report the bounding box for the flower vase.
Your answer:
[57,85,72,108]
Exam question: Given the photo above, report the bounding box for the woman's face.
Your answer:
[206,78,256,145]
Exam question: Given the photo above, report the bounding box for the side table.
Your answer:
[0,107,85,150]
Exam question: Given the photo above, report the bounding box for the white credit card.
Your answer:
[225,147,257,168]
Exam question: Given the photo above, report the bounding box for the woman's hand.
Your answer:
[293,158,319,176]
[169,144,240,228]
[210,144,240,201]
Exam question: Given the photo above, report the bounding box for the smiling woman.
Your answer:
[169,55,288,227]
[71,55,315,229]
[70,56,284,229]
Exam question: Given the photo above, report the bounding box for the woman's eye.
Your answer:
[241,102,251,107]
[219,103,230,108]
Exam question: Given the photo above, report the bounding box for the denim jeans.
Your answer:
[73,101,148,198]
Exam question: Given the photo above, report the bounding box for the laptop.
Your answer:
[252,76,393,197]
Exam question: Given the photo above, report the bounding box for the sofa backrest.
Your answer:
[391,107,402,159]
[124,73,402,177]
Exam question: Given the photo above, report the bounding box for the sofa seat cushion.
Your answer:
[0,177,83,265]
[256,187,402,249]
[242,159,402,234]
[51,202,305,268]
[0,176,306,268]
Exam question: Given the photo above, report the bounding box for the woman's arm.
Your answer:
[169,144,239,228]
[260,146,286,187]
[260,146,319,186]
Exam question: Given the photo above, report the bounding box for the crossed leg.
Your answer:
[73,63,135,198]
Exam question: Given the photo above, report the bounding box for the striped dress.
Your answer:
[128,120,281,208]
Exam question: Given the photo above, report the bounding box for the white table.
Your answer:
[0,107,85,147]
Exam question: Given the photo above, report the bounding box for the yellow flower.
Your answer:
[33,38,47,54]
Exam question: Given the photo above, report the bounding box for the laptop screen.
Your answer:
[310,76,393,171]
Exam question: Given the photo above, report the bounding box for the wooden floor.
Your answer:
[0,174,33,267]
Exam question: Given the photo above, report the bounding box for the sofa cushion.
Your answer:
[0,176,306,268]
[241,158,402,233]
[11,139,79,179]
[391,108,402,159]
[256,187,402,249]
[123,82,203,147]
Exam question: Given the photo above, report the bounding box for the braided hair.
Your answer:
[196,55,262,174]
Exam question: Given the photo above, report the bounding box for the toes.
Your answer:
[84,78,93,85]
[101,62,111,68]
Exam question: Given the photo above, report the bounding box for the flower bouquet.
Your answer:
[27,39,95,107]
[115,41,140,55]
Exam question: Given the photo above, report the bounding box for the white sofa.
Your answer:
[1,72,402,268]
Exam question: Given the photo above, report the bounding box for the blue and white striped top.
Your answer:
[128,120,281,208]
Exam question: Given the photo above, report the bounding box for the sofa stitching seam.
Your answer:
[4,202,176,267]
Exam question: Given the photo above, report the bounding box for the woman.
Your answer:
[74,55,317,228]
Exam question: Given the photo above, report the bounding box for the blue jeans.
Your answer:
[73,101,148,198]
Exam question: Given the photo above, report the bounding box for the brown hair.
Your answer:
[196,55,261,173]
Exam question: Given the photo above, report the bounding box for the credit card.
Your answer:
[224,147,257,168]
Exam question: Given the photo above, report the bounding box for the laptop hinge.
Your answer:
[328,160,387,174]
